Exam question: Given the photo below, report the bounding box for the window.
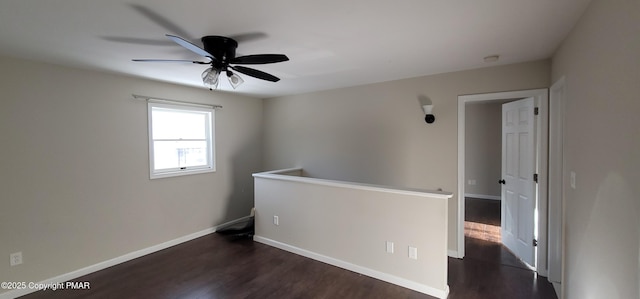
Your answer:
[148,101,215,179]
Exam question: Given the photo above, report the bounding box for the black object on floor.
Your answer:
[216,215,254,239]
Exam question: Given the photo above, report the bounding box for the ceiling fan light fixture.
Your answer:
[202,67,221,89]
[226,71,244,89]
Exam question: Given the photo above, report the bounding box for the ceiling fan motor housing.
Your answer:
[202,36,238,64]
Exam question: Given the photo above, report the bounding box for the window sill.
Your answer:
[150,167,215,180]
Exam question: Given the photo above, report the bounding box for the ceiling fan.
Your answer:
[133,34,289,90]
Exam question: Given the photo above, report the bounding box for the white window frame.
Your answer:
[148,101,215,179]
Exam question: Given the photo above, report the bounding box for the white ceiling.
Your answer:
[0,0,590,98]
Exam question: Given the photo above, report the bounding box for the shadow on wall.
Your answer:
[568,172,639,299]
[217,137,261,226]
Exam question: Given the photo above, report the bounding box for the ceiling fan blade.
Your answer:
[132,59,209,64]
[228,32,268,43]
[166,34,213,59]
[130,5,193,39]
[103,36,174,46]
[231,54,289,65]
[231,66,280,82]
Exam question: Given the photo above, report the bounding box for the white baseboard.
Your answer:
[0,216,251,299]
[448,249,462,259]
[552,282,561,299]
[253,235,449,299]
[465,193,501,200]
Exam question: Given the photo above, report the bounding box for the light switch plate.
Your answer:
[570,171,576,189]
[386,241,394,253]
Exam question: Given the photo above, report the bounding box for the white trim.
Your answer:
[0,216,251,299]
[253,167,303,175]
[457,88,549,264]
[254,236,450,299]
[148,102,216,180]
[548,76,566,284]
[254,168,453,199]
[536,89,550,277]
[552,282,562,299]
[457,98,466,259]
[464,193,501,201]
[448,249,462,259]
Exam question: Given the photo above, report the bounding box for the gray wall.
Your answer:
[254,171,450,297]
[262,60,550,251]
[551,0,640,298]
[464,102,502,198]
[0,56,263,286]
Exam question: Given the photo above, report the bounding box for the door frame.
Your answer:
[547,76,566,286]
[456,88,549,276]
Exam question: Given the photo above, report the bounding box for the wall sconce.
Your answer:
[422,104,435,123]
[418,95,435,124]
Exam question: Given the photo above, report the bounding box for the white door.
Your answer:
[501,97,536,267]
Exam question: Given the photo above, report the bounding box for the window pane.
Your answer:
[148,102,215,179]
[153,141,208,170]
[152,108,207,140]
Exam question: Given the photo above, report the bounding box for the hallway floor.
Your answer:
[465,197,501,242]
[455,197,557,299]
[448,237,558,299]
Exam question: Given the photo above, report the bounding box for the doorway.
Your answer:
[463,101,504,243]
[457,89,549,276]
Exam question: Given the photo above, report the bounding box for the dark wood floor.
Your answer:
[459,197,557,299]
[20,232,558,299]
[465,197,501,226]
[20,234,429,299]
[451,237,557,298]
[465,197,502,242]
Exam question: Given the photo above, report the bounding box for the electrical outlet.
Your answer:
[408,247,418,260]
[10,252,22,266]
[570,171,576,189]
[273,215,279,226]
[468,179,477,185]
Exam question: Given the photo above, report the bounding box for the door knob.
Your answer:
[498,179,506,185]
